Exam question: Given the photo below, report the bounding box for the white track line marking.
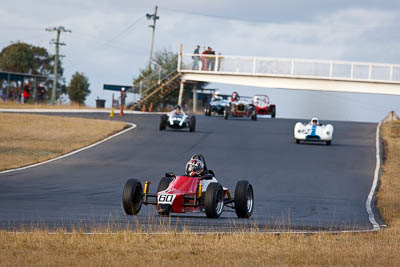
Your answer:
[366,122,382,230]
[0,123,136,174]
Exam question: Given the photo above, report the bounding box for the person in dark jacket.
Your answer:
[37,82,47,103]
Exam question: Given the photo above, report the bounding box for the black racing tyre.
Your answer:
[205,104,211,116]
[234,180,254,218]
[157,177,173,193]
[122,179,143,215]
[296,139,300,144]
[271,107,276,118]
[189,116,196,132]
[251,108,257,121]
[204,183,224,218]
[224,107,229,120]
[159,115,168,131]
[326,140,332,146]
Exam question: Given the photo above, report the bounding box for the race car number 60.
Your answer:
[158,194,175,204]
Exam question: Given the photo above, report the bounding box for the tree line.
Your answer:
[0,42,90,105]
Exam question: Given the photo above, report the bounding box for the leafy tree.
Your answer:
[133,48,207,109]
[67,72,90,105]
[0,42,65,99]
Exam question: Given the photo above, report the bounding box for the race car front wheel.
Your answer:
[159,115,168,131]
[251,108,257,121]
[189,116,196,132]
[234,181,254,218]
[205,104,211,116]
[224,108,229,120]
[122,179,143,215]
[204,183,224,218]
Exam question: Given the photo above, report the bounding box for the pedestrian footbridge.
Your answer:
[178,52,400,96]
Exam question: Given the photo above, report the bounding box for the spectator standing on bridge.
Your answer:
[37,82,46,103]
[23,81,31,103]
[207,47,216,71]
[192,45,200,70]
[201,47,208,70]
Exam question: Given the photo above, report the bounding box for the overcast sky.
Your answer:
[1,0,399,122]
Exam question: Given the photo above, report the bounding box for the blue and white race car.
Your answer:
[294,117,333,145]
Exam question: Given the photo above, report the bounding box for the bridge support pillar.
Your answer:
[193,83,197,113]
[178,80,184,107]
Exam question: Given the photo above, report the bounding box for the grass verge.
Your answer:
[0,121,399,266]
[0,113,127,171]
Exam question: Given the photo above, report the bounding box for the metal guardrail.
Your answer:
[179,53,400,83]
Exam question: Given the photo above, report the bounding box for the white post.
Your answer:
[178,80,184,106]
[252,57,256,74]
[351,63,354,79]
[215,56,219,72]
[368,64,372,80]
[177,43,182,72]
[139,80,143,99]
[390,65,393,81]
[329,62,333,78]
[158,67,161,85]
[290,59,294,75]
[193,84,197,113]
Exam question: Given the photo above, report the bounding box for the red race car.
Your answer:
[122,154,254,218]
[252,94,276,118]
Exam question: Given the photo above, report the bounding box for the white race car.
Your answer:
[294,118,333,145]
[160,110,196,132]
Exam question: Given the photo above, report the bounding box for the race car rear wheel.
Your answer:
[159,115,168,131]
[271,107,276,118]
[326,140,332,146]
[204,183,224,218]
[189,116,196,132]
[234,180,254,218]
[122,179,143,215]
[296,139,300,144]
[157,177,173,192]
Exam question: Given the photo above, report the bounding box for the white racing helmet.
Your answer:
[185,157,205,177]
[311,117,319,125]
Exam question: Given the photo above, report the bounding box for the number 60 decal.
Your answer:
[158,194,175,204]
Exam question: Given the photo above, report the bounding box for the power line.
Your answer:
[104,15,145,44]
[159,7,382,32]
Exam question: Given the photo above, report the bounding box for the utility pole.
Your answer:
[46,26,71,104]
[146,6,159,71]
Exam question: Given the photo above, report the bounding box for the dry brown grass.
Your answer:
[0,120,399,266]
[0,113,127,171]
[377,121,400,228]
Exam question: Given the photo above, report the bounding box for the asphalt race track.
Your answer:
[0,113,383,232]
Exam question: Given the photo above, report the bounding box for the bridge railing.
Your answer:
[179,53,400,83]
